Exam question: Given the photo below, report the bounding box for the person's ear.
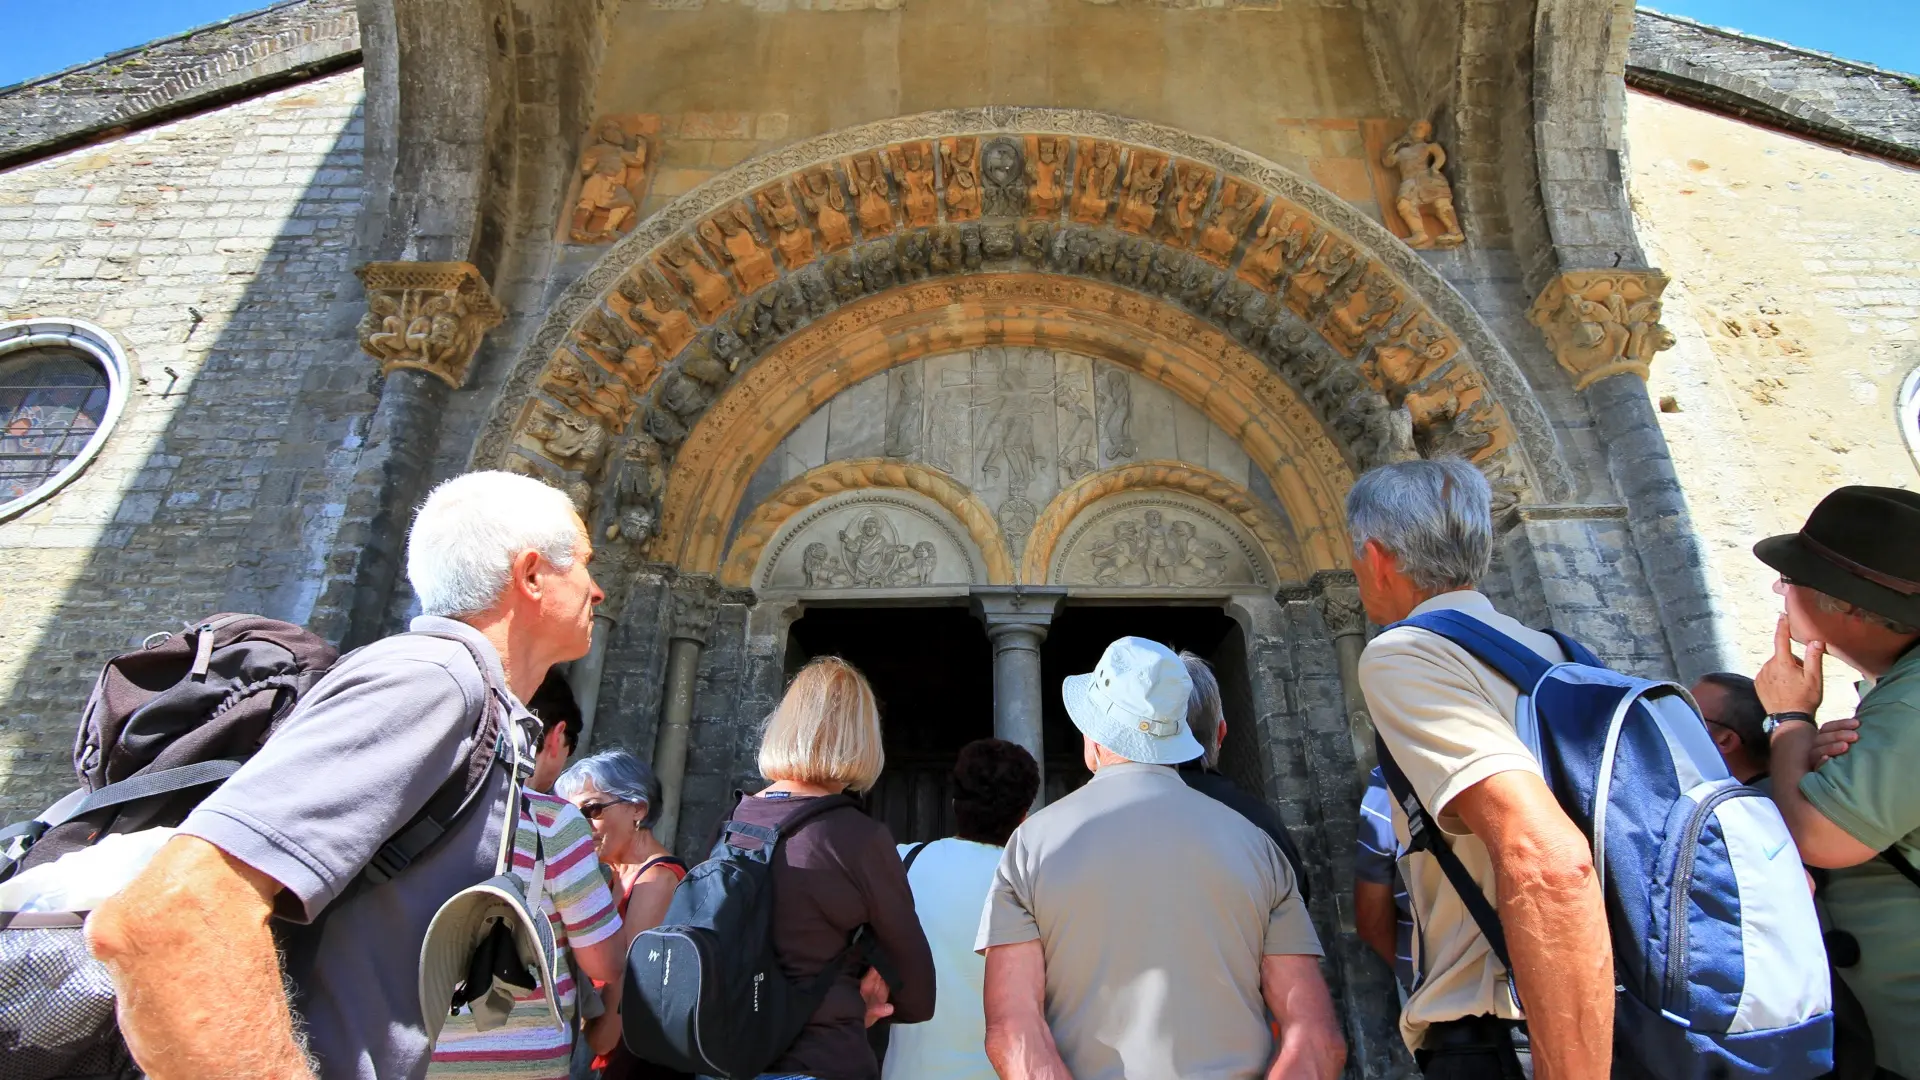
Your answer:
[512,548,545,602]
[1708,724,1738,756]
[1216,719,1229,748]
[542,723,567,757]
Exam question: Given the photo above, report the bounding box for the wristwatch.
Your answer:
[1762,711,1816,736]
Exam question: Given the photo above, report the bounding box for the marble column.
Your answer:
[971,587,1067,799]
[651,577,717,852]
[1310,570,1376,778]
[564,611,618,754]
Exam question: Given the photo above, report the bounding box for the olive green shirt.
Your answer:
[1801,647,1920,1080]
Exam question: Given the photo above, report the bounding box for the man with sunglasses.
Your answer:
[1752,486,1920,1080]
[1692,672,1770,787]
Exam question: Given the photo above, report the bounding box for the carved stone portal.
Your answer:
[1050,493,1270,588]
[1528,269,1677,390]
[757,490,983,591]
[355,261,504,388]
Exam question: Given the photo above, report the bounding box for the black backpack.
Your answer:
[621,794,872,1079]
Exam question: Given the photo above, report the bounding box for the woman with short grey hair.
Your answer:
[556,750,683,1079]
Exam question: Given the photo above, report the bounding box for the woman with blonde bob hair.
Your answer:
[724,657,936,1080]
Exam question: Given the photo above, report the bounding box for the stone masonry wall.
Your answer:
[0,0,360,167]
[1627,88,1920,698]
[0,70,369,820]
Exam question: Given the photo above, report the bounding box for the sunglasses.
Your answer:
[577,801,621,821]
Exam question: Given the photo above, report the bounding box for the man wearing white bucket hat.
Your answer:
[975,636,1344,1080]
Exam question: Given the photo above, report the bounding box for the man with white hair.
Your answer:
[1347,458,1611,1080]
[88,471,605,1080]
[977,636,1343,1080]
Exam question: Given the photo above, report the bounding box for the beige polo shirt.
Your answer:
[975,761,1321,1080]
[1357,589,1567,1052]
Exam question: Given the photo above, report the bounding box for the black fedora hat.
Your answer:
[1754,486,1920,628]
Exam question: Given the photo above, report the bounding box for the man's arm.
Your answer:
[87,836,312,1080]
[1753,616,1882,868]
[982,941,1071,1080]
[1261,954,1345,1080]
[1450,770,1612,1080]
[1352,880,1398,969]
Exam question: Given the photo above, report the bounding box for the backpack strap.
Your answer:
[1393,609,1558,691]
[1882,845,1920,891]
[902,840,930,874]
[1375,734,1517,993]
[360,631,515,887]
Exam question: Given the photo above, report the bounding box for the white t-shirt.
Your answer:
[881,837,1004,1080]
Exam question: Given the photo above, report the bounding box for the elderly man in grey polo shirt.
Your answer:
[977,636,1344,1080]
[87,471,606,1080]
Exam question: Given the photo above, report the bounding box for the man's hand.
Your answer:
[1261,954,1345,1080]
[1811,716,1859,768]
[1353,879,1398,971]
[860,967,894,1028]
[86,836,312,1080]
[1756,615,1825,717]
[1450,770,1612,1080]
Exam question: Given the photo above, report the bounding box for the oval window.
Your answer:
[0,319,130,521]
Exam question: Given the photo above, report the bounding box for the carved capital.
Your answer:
[1527,269,1677,391]
[970,586,1068,643]
[668,574,720,645]
[1308,570,1367,639]
[355,261,504,388]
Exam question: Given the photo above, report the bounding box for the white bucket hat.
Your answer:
[1061,636,1202,766]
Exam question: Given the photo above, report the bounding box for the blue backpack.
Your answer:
[1375,609,1833,1079]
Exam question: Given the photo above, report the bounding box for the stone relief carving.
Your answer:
[1197,179,1258,265]
[849,152,896,236]
[884,364,924,459]
[1528,270,1677,390]
[1054,365,1097,482]
[1117,150,1168,234]
[668,576,718,645]
[1071,139,1120,224]
[607,433,663,545]
[1381,120,1465,249]
[521,401,611,476]
[543,347,636,428]
[657,239,734,323]
[573,304,663,396]
[1238,208,1318,292]
[980,138,1025,218]
[799,167,855,253]
[1052,496,1265,588]
[355,261,504,388]
[941,137,983,222]
[758,492,980,591]
[1311,582,1367,638]
[997,495,1037,562]
[1095,365,1136,460]
[571,116,652,245]
[622,271,698,357]
[1025,135,1067,218]
[755,182,817,269]
[701,205,779,293]
[1163,161,1213,247]
[889,142,940,228]
[974,357,1048,496]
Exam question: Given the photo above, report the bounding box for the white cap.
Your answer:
[418,872,564,1045]
[1061,636,1202,765]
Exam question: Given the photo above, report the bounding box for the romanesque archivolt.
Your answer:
[571,116,656,245]
[495,127,1534,577]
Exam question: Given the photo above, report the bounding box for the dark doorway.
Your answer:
[1038,604,1261,803]
[785,606,993,843]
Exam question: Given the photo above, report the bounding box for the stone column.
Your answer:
[1529,269,1731,681]
[971,587,1068,797]
[1309,570,1376,777]
[651,576,716,852]
[343,261,504,648]
[565,611,617,754]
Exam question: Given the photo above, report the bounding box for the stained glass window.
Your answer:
[1,346,111,503]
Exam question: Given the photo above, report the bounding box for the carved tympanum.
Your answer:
[572,116,652,244]
[1528,270,1677,389]
[1381,120,1464,249]
[355,261,503,388]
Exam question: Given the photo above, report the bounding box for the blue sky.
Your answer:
[0,0,1915,90]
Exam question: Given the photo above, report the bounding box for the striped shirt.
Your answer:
[1356,766,1415,994]
[430,790,621,1079]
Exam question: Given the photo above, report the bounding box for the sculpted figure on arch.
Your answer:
[572,117,650,244]
[1382,120,1465,249]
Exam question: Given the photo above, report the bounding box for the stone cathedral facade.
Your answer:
[2,2,1916,1072]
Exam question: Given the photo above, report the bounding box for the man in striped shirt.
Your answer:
[430,788,629,1079]
[1355,765,1414,997]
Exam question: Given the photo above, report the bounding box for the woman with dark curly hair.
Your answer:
[880,738,1041,1080]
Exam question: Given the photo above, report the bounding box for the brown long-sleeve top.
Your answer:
[728,793,936,1080]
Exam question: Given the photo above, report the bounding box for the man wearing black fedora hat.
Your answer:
[1752,484,1920,1080]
